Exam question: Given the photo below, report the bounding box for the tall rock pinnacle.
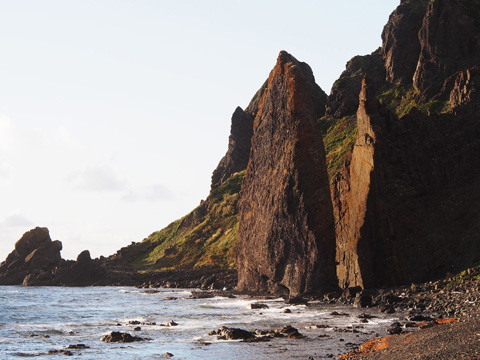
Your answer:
[333,76,388,289]
[236,51,336,296]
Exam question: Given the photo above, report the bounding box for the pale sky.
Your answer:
[0,0,400,261]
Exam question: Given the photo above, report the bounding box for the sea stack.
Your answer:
[236,51,337,296]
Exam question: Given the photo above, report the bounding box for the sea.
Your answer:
[0,286,401,359]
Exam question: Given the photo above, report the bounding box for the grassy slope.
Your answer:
[132,171,244,270]
[318,115,357,180]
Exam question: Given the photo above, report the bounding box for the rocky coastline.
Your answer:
[2,0,480,358]
[1,227,480,358]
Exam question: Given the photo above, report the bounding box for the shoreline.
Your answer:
[3,261,480,358]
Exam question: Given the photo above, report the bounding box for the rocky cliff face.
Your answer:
[332,0,480,289]
[413,0,480,99]
[381,0,429,86]
[236,51,336,296]
[211,107,253,190]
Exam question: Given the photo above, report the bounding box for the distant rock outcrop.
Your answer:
[236,51,336,296]
[0,227,62,285]
[0,227,107,286]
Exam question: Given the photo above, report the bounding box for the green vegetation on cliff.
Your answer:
[133,171,244,270]
[378,85,450,118]
[318,115,357,180]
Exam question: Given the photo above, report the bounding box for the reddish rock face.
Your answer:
[333,77,388,289]
[236,51,336,296]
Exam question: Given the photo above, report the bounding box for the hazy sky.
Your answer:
[0,0,400,261]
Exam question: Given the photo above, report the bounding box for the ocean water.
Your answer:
[0,286,401,359]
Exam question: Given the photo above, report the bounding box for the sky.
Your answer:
[0,0,400,261]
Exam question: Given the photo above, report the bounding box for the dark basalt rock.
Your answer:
[325,49,385,118]
[237,50,336,297]
[101,331,145,343]
[211,107,254,190]
[247,303,269,310]
[413,0,480,99]
[381,0,429,85]
[209,326,256,341]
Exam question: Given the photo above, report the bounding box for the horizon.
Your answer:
[0,0,400,261]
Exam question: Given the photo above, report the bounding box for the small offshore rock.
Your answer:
[247,303,269,310]
[101,331,144,343]
[166,320,178,327]
[66,344,89,349]
[277,325,304,338]
[282,308,292,313]
[47,349,73,356]
[357,313,375,319]
[330,311,349,316]
[163,352,174,358]
[190,291,215,299]
[209,326,255,341]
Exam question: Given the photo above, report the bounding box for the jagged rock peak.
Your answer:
[236,51,337,297]
[256,51,328,121]
[211,106,253,190]
[325,50,385,118]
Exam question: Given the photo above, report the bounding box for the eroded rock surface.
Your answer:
[236,51,336,296]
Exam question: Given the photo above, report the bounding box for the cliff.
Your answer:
[333,0,480,288]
